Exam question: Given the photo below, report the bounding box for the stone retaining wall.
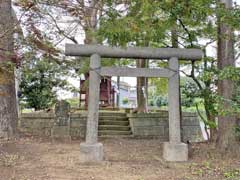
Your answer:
[20,113,55,136]
[69,113,87,138]
[19,113,87,138]
[19,111,203,142]
[128,111,203,142]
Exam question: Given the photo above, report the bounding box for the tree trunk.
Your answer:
[0,0,18,138]
[216,0,239,154]
[136,59,147,112]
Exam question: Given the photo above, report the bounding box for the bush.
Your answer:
[155,96,168,107]
[122,97,129,105]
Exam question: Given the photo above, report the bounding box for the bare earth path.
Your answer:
[0,137,239,180]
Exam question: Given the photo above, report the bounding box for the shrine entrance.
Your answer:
[65,44,202,162]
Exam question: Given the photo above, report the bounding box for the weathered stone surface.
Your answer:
[128,112,168,118]
[65,43,202,163]
[70,126,86,138]
[85,54,101,145]
[48,100,72,140]
[51,126,71,141]
[128,112,203,142]
[163,142,188,161]
[21,113,55,118]
[129,117,168,127]
[19,113,54,136]
[182,117,201,126]
[65,44,203,60]
[55,100,70,126]
[80,143,103,162]
[19,112,202,142]
[70,119,87,127]
[182,112,198,117]
[168,57,181,143]
[100,67,174,78]
[19,112,87,138]
[133,126,165,136]
[182,126,203,142]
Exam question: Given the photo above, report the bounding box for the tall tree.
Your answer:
[98,0,169,112]
[216,0,239,153]
[0,0,18,138]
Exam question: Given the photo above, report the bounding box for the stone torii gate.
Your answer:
[65,44,202,162]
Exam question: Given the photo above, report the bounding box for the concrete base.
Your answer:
[80,142,104,162]
[163,142,188,162]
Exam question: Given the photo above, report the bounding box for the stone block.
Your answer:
[80,143,103,162]
[70,119,86,127]
[132,126,165,136]
[127,112,168,118]
[182,112,197,117]
[182,116,200,126]
[55,100,70,126]
[182,126,203,142]
[21,113,55,119]
[163,142,188,162]
[71,113,87,118]
[70,126,86,138]
[51,126,71,140]
[130,118,168,127]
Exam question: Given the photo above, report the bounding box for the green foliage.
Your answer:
[235,126,240,140]
[224,169,240,179]
[20,57,69,110]
[98,0,171,47]
[149,78,168,96]
[181,80,199,107]
[122,97,129,105]
[66,98,79,108]
[215,67,240,116]
[155,96,168,108]
[15,0,240,142]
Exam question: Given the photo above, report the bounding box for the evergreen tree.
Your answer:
[20,57,69,110]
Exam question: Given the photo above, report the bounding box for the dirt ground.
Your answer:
[0,137,239,180]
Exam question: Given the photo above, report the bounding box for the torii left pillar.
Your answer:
[80,54,103,162]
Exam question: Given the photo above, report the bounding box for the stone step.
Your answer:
[99,112,127,117]
[98,130,132,136]
[99,120,129,126]
[98,125,131,131]
[98,135,134,138]
[99,116,128,121]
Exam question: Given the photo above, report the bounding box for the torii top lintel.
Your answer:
[65,44,203,60]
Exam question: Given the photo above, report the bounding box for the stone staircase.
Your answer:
[98,112,132,136]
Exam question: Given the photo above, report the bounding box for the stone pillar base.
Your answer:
[80,142,103,162]
[163,142,188,162]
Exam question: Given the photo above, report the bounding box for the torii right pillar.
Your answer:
[163,57,188,161]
